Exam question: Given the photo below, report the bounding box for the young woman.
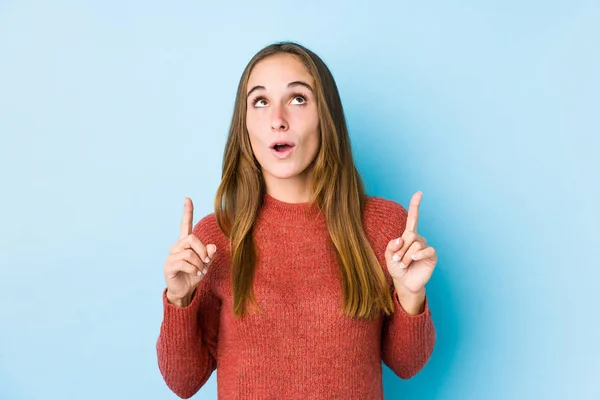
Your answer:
[157,41,437,399]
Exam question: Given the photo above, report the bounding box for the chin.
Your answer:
[267,170,302,180]
[263,165,308,180]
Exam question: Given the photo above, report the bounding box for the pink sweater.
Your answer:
[156,194,436,399]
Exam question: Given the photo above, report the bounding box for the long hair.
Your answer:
[214,41,395,320]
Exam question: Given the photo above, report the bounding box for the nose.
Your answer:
[270,105,288,132]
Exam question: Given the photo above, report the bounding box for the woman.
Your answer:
[157,41,437,399]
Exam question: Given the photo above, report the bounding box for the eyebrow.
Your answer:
[246,81,314,98]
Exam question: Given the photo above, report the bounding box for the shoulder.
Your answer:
[362,196,408,243]
[192,213,228,249]
[363,196,408,228]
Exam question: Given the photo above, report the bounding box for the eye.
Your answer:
[291,94,307,105]
[252,97,268,108]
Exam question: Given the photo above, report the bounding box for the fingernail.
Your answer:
[203,267,208,274]
[411,254,418,260]
[197,270,202,276]
[392,254,401,262]
[204,257,211,263]
[399,262,406,269]
[395,237,401,245]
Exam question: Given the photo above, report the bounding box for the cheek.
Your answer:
[246,119,268,150]
[304,119,320,155]
[291,109,319,146]
[307,131,320,155]
[247,131,266,161]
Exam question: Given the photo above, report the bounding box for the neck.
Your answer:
[263,171,313,203]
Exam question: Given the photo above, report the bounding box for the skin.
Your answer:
[164,197,216,307]
[385,191,438,315]
[245,53,320,204]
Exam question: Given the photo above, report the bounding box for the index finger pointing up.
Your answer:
[180,197,194,239]
[405,191,422,233]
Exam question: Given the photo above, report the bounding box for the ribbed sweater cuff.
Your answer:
[387,287,435,355]
[160,288,202,347]
[392,287,432,321]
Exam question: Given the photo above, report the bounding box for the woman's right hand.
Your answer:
[164,197,216,307]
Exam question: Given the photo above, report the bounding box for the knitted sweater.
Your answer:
[156,194,436,399]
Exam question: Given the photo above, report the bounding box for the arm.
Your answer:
[156,215,222,398]
[381,286,436,379]
[156,279,220,398]
[363,196,437,379]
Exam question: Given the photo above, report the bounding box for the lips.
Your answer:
[269,141,296,152]
[269,141,296,159]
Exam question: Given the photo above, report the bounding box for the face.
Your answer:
[245,53,320,189]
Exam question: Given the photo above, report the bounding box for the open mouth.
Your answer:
[273,143,293,152]
[270,141,296,153]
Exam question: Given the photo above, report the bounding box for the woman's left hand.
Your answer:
[385,191,438,295]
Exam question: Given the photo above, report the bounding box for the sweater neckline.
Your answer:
[257,193,324,224]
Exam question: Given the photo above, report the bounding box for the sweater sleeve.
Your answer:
[364,197,436,379]
[381,287,436,379]
[156,215,222,399]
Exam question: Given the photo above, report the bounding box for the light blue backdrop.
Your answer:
[1,1,598,399]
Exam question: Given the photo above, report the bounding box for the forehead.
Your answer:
[247,53,314,89]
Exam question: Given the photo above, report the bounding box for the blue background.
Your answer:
[1,1,598,399]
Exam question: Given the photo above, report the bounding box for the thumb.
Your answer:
[207,244,217,260]
[386,237,404,262]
